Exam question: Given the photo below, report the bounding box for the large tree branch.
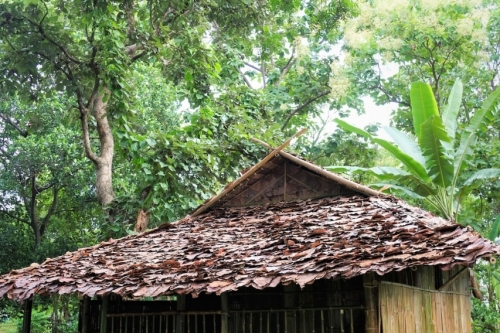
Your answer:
[281,90,330,131]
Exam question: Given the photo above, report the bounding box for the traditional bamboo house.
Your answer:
[0,146,499,333]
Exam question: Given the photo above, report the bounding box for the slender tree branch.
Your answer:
[244,62,261,72]
[0,210,29,225]
[33,51,70,77]
[276,50,296,86]
[131,51,147,62]
[29,175,37,227]
[370,63,411,108]
[41,186,59,229]
[261,60,266,88]
[237,67,254,89]
[0,113,28,137]
[24,16,84,65]
[35,182,54,194]
[281,90,330,131]
[80,112,100,164]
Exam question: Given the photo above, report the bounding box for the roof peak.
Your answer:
[191,136,382,217]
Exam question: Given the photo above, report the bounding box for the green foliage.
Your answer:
[472,297,500,333]
[15,307,51,333]
[329,80,500,222]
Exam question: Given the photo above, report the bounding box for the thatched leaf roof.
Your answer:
[1,195,498,302]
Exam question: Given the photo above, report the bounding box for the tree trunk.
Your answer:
[94,91,115,206]
[81,90,115,207]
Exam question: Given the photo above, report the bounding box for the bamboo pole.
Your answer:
[191,128,307,217]
[250,138,381,197]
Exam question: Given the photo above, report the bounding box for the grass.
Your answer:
[0,320,18,333]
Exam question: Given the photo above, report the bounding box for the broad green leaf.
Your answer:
[372,137,431,182]
[410,82,439,140]
[328,166,436,198]
[383,126,425,167]
[334,119,372,138]
[335,119,430,181]
[462,168,500,188]
[327,166,411,180]
[488,214,500,242]
[441,79,462,141]
[454,86,500,174]
[369,183,425,199]
[419,116,453,188]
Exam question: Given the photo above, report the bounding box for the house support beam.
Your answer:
[21,298,33,333]
[221,292,229,333]
[81,296,90,333]
[438,266,467,291]
[364,273,378,333]
[284,284,298,333]
[176,295,186,333]
[99,296,109,333]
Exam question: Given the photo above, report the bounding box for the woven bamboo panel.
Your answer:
[380,282,471,333]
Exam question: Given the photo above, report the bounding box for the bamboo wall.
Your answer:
[380,281,471,333]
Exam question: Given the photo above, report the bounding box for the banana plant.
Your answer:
[328,79,500,222]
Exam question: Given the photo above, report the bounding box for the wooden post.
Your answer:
[81,296,90,333]
[363,273,378,333]
[284,284,298,333]
[221,292,229,333]
[21,298,33,333]
[176,295,186,333]
[99,296,109,333]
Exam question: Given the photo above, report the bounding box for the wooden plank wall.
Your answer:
[380,282,471,333]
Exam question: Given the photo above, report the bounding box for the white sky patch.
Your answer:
[318,97,396,142]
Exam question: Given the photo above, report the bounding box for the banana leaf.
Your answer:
[419,116,454,188]
[335,119,430,182]
[454,87,500,174]
[441,79,462,141]
[410,81,440,140]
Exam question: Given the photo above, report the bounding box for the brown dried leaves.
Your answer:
[0,195,499,302]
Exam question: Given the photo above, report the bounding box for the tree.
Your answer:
[0,0,358,223]
[0,0,270,207]
[329,80,500,222]
[338,0,498,129]
[0,95,97,249]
